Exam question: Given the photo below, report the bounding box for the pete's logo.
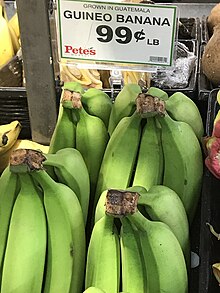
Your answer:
[64,45,96,56]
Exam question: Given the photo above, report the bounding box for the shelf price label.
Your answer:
[57,0,177,67]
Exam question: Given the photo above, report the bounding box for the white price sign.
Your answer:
[57,0,177,66]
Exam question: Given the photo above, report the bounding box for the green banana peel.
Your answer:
[62,81,85,94]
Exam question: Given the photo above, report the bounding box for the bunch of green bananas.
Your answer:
[48,81,113,227]
[48,80,204,223]
[43,81,204,292]
[81,84,204,293]
[94,85,204,224]
[85,188,189,293]
[0,148,86,293]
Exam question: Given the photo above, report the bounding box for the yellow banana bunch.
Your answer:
[122,71,151,87]
[0,119,49,174]
[0,1,20,68]
[8,12,20,40]
[0,4,14,67]
[60,61,103,89]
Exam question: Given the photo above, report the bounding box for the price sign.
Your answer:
[57,0,177,67]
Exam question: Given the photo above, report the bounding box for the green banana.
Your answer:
[132,117,164,190]
[48,100,76,154]
[75,106,109,203]
[1,173,47,293]
[165,92,204,140]
[83,287,106,293]
[0,166,18,281]
[147,86,169,100]
[48,81,85,154]
[127,210,188,293]
[85,215,120,293]
[137,185,190,267]
[156,113,203,224]
[120,217,147,293]
[32,169,86,293]
[82,88,113,128]
[43,147,90,224]
[108,83,142,135]
[62,81,85,94]
[32,171,74,293]
[94,111,142,210]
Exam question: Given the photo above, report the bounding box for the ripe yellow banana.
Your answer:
[13,139,49,153]
[65,62,82,80]
[7,22,20,53]
[0,120,21,155]
[8,12,20,39]
[0,138,49,174]
[0,4,14,67]
[80,68,102,86]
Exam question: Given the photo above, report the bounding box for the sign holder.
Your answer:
[56,0,178,70]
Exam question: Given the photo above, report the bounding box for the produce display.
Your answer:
[1,2,220,291]
[60,61,151,89]
[0,81,205,292]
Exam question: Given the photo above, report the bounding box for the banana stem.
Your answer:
[127,210,150,232]
[18,173,34,191]
[43,154,65,168]
[31,169,56,191]
[206,223,220,240]
[137,193,153,206]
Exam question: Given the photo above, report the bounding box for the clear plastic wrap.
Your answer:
[151,41,197,89]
